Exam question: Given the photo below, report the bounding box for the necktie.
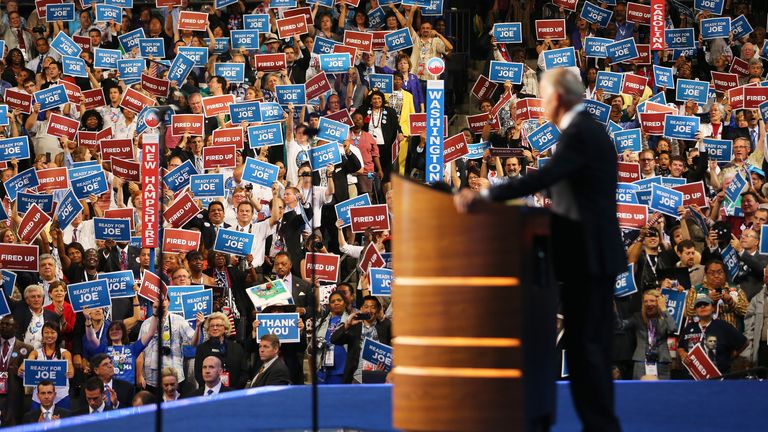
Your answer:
[120,251,127,270]
[2,340,9,359]
[104,385,112,408]
[752,130,758,146]
[73,227,78,242]
[249,364,266,387]
[206,389,214,396]
[37,55,45,73]
[16,28,25,50]
[44,411,51,421]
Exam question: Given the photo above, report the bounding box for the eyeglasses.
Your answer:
[640,158,654,162]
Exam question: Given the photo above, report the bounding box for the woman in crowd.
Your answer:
[20,322,75,410]
[315,291,350,384]
[85,314,158,386]
[616,290,677,379]
[193,312,247,389]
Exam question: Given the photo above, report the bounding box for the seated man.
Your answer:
[77,377,114,415]
[247,335,291,387]
[90,354,134,409]
[185,355,232,397]
[23,381,70,423]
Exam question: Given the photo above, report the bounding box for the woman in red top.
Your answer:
[44,281,76,350]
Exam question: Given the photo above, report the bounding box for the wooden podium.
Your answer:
[391,176,558,431]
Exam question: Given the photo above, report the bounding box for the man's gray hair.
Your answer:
[541,69,585,107]
[23,284,44,300]
[39,254,56,264]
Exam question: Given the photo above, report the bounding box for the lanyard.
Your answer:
[647,319,656,347]
[645,253,658,276]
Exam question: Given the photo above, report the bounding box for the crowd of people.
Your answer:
[0,0,765,427]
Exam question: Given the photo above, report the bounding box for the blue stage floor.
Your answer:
[7,381,767,431]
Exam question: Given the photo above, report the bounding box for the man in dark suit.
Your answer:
[331,296,392,384]
[193,201,232,251]
[272,252,314,318]
[90,354,134,409]
[274,189,313,275]
[455,69,624,432]
[97,239,141,274]
[185,355,233,397]
[0,316,34,426]
[23,381,70,423]
[247,334,291,387]
[205,251,259,342]
[8,284,60,341]
[76,377,115,415]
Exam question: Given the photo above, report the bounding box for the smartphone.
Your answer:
[356,313,372,321]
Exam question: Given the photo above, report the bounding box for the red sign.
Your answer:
[82,88,106,110]
[138,270,165,303]
[617,162,641,183]
[622,74,648,96]
[409,113,448,136]
[120,87,156,113]
[303,252,340,283]
[639,112,667,135]
[37,167,68,193]
[254,53,287,72]
[332,44,357,62]
[617,203,648,230]
[490,89,513,119]
[141,74,171,98]
[643,101,675,114]
[171,114,205,136]
[73,34,91,53]
[683,344,721,381]
[104,208,135,231]
[650,0,665,50]
[743,86,768,109]
[633,44,651,65]
[162,228,201,253]
[100,138,133,161]
[36,0,62,19]
[672,181,708,208]
[46,113,79,141]
[552,0,577,12]
[78,127,111,152]
[156,0,183,6]
[18,203,51,243]
[711,72,739,92]
[535,19,566,40]
[627,2,651,25]
[61,80,82,104]
[283,6,314,26]
[371,31,389,50]
[471,75,498,101]
[466,113,499,133]
[163,192,201,228]
[730,57,750,77]
[358,242,385,274]
[203,145,237,169]
[349,204,390,233]
[728,86,744,109]
[515,98,545,120]
[343,30,374,53]
[141,134,160,248]
[276,15,308,39]
[305,72,332,101]
[178,11,208,31]
[5,88,32,114]
[0,244,39,271]
[202,94,235,118]
[325,109,354,127]
[212,128,244,148]
[111,158,141,182]
[443,132,469,164]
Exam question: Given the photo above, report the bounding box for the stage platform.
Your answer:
[7,381,767,431]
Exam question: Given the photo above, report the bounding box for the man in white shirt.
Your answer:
[188,356,231,397]
[23,381,69,423]
[62,213,96,251]
[236,200,282,270]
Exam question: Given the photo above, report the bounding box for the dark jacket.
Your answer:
[331,318,392,384]
[109,378,135,409]
[23,406,71,424]
[0,339,34,426]
[194,338,248,389]
[183,383,233,398]
[8,300,60,340]
[248,357,291,387]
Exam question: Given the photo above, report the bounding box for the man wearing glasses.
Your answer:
[638,149,657,179]
[683,260,748,330]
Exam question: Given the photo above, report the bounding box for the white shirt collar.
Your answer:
[261,356,279,372]
[91,402,105,413]
[205,381,223,395]
[41,404,54,415]
[558,103,585,131]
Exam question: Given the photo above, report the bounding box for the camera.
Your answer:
[161,346,171,356]
[711,222,730,245]
[244,184,253,190]
[32,26,46,34]
[356,313,372,321]
[313,241,324,251]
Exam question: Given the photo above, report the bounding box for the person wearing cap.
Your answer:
[678,295,747,375]
[261,33,282,53]
[684,260,748,330]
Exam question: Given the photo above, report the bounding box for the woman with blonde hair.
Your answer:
[617,289,677,379]
[193,312,247,389]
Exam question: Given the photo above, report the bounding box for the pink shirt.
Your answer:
[350,130,379,173]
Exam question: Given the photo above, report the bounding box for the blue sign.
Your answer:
[703,138,732,162]
[163,160,197,194]
[244,14,270,32]
[214,63,245,84]
[95,4,121,23]
[190,173,225,197]
[62,55,87,78]
[51,32,81,57]
[94,48,121,70]
[694,0,725,15]
[71,171,109,199]
[635,185,652,205]
[230,101,262,124]
[67,279,111,312]
[313,36,340,55]
[204,37,231,55]
[139,38,166,58]
[465,142,490,160]
[665,29,695,49]
[676,79,710,105]
[653,65,675,89]
[0,105,7,127]
[527,122,561,153]
[701,17,731,40]
[613,128,642,153]
[492,22,522,44]
[614,263,637,297]
[368,74,393,94]
[0,136,29,162]
[595,71,624,94]
[584,36,612,58]
[68,163,102,181]
[215,0,238,8]
[361,338,393,372]
[648,92,667,105]
[5,168,39,201]
[320,53,351,73]
[660,177,687,187]
[168,52,196,84]
[426,80,445,183]
[23,360,68,387]
[660,288,687,333]
[242,157,279,188]
[670,47,697,60]
[581,2,613,28]
[256,313,301,343]
[368,7,386,29]
[177,46,208,67]
[94,217,131,241]
[98,270,135,299]
[760,101,768,124]
[17,192,53,214]
[213,228,255,256]
[181,289,213,320]
[275,84,306,105]
[55,189,83,230]
[606,38,639,63]
[271,0,297,6]
[318,117,349,142]
[384,28,413,52]
[616,183,640,204]
[649,184,684,217]
[731,15,753,39]
[247,123,283,148]
[424,0,444,15]
[117,58,143,81]
[34,85,68,111]
[46,3,75,22]
[725,171,748,204]
[583,99,610,125]
[663,115,699,140]
[543,47,577,70]
[1,270,16,297]
[335,194,371,227]
[259,102,284,122]
[167,285,204,314]
[309,142,341,171]
[118,27,145,53]
[369,268,392,296]
[488,61,523,84]
[721,245,740,282]
[231,30,260,50]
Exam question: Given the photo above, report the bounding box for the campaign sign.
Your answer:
[703,138,732,162]
[319,53,351,73]
[335,194,371,227]
[304,253,339,283]
[676,79,710,105]
[731,14,753,39]
[55,190,83,230]
[230,101,262,124]
[213,127,244,149]
[761,101,768,125]
[163,193,201,228]
[639,112,667,136]
[62,55,87,78]
[350,204,390,233]
[202,94,235,118]
[51,30,82,57]
[0,136,29,162]
[465,142,491,159]
[4,88,32,114]
[245,280,294,312]
[488,61,524,84]
[584,36,612,58]
[616,202,647,226]
[34,84,67,112]
[385,28,414,52]
[0,244,39,272]
[744,87,768,109]
[661,177,687,187]
[17,192,53,214]
[657,288,687,334]
[37,167,69,193]
[471,75,499,101]
[527,122,561,153]
[621,74,648,96]
[684,343,722,380]
[665,28,695,49]
[663,115,699,140]
[190,173,225,198]
[246,123,282,149]
[68,163,102,181]
[318,117,349,142]
[46,113,79,141]
[117,58,143,83]
[23,360,67,387]
[582,99,610,125]
[94,217,131,241]
[711,72,738,93]
[614,263,637,297]
[137,38,166,59]
[5,168,39,201]
[368,6,386,28]
[369,267,392,296]
[725,171,748,204]
[93,48,121,70]
[259,102,284,123]
[163,160,197,194]
[1,270,16,297]
[67,279,111,312]
[213,228,255,256]
[163,228,201,254]
[694,0,725,14]
[443,132,469,163]
[256,313,300,343]
[700,17,730,40]
[100,138,133,162]
[344,30,374,53]
[120,87,156,113]
[203,145,236,169]
[595,71,624,95]
[720,244,740,283]
[181,289,213,320]
[167,53,195,85]
[543,47,576,71]
[309,142,341,171]
[98,270,135,299]
[118,27,145,53]
[254,53,287,72]
[243,14,270,32]
[171,114,204,137]
[94,3,121,23]
[82,88,106,110]
[613,128,642,153]
[46,2,74,22]
[493,22,522,43]
[653,65,675,89]
[606,38,639,64]
[230,29,260,50]
[535,19,566,40]
[177,46,208,67]
[361,339,393,372]
[368,74,394,94]
[242,157,279,188]
[214,63,245,84]
[581,2,613,28]
[673,181,708,208]
[616,183,640,204]
[649,184,684,218]
[275,84,306,105]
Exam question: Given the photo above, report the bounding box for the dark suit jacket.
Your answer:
[183,383,233,398]
[331,318,392,384]
[290,276,314,313]
[199,221,232,250]
[97,245,141,274]
[0,339,34,426]
[194,338,248,389]
[204,266,255,338]
[110,378,135,409]
[487,111,626,277]
[249,358,291,387]
[23,406,71,424]
[277,205,313,274]
[8,301,60,340]
[75,405,113,416]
